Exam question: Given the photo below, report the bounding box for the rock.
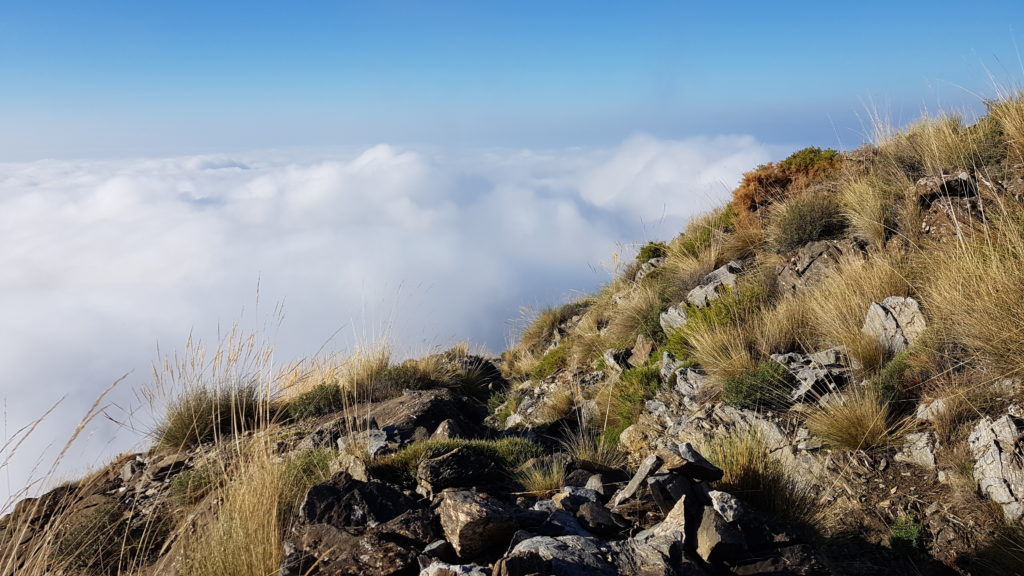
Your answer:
[659,442,723,482]
[686,260,743,308]
[660,351,683,386]
[432,419,464,440]
[916,398,948,422]
[770,348,852,403]
[493,535,619,576]
[299,473,416,529]
[612,536,708,576]
[420,562,489,576]
[603,349,631,373]
[708,490,745,523]
[674,368,710,401]
[650,492,701,545]
[564,468,594,487]
[629,334,655,368]
[861,296,926,355]
[416,446,496,499]
[575,501,625,535]
[894,432,937,469]
[611,453,663,507]
[120,457,144,483]
[635,257,666,282]
[646,473,693,513]
[438,490,519,560]
[915,171,978,205]
[552,487,602,513]
[338,428,391,458]
[659,305,688,334]
[337,450,370,482]
[584,474,613,500]
[968,414,1024,520]
[367,388,488,443]
[695,505,746,565]
[282,508,439,576]
[776,240,866,295]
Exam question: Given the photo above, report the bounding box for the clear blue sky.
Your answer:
[2,1,1022,159]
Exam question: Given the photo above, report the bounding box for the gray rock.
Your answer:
[338,428,390,458]
[584,474,613,500]
[770,348,851,403]
[916,398,948,422]
[629,334,655,368]
[552,487,602,513]
[432,419,464,440]
[659,442,723,482]
[686,261,743,308]
[603,349,630,373]
[776,239,866,294]
[647,473,693,513]
[635,257,667,282]
[894,432,937,469]
[659,304,688,334]
[915,171,978,204]
[611,453,663,507]
[438,491,518,559]
[575,502,624,536]
[708,490,745,523]
[417,446,496,499]
[696,505,746,564]
[299,473,415,529]
[861,296,926,355]
[612,536,708,576]
[968,414,1024,520]
[493,535,618,576]
[420,561,489,576]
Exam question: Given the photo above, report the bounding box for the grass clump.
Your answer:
[515,458,566,496]
[805,389,904,450]
[287,381,345,420]
[170,465,218,506]
[671,205,737,258]
[50,499,170,576]
[368,437,543,486]
[890,514,925,553]
[598,366,661,446]
[870,351,911,403]
[155,380,265,450]
[698,429,818,524]
[721,361,795,411]
[768,193,847,251]
[561,427,627,471]
[280,447,335,510]
[532,344,569,380]
[637,241,668,263]
[518,300,591,354]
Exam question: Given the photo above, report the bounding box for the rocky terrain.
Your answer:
[4,103,1024,575]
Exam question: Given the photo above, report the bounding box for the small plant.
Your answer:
[672,205,737,258]
[515,457,566,496]
[890,514,924,552]
[155,380,265,449]
[769,193,847,251]
[532,344,569,380]
[560,428,627,470]
[721,361,795,410]
[778,146,840,174]
[170,465,217,505]
[637,241,668,263]
[287,382,345,420]
[518,301,591,354]
[368,437,543,486]
[870,351,910,403]
[50,499,170,576]
[598,366,661,445]
[805,389,903,450]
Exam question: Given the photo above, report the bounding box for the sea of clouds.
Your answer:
[0,134,775,502]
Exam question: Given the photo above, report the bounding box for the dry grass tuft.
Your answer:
[804,389,906,451]
[560,427,627,471]
[515,458,566,496]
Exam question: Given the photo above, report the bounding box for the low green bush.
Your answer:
[779,146,840,173]
[287,382,345,420]
[721,361,795,410]
[890,514,924,552]
[769,194,847,251]
[637,241,668,263]
[871,351,910,403]
[600,365,661,447]
[532,344,569,380]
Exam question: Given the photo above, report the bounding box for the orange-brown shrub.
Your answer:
[731,147,842,225]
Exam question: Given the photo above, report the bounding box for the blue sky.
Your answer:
[3,1,1023,159]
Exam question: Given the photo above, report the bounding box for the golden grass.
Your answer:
[533,385,577,424]
[515,458,566,497]
[804,389,906,451]
[559,427,627,471]
[697,429,820,524]
[922,208,1024,380]
[840,174,900,249]
[987,90,1024,162]
[755,294,812,356]
[601,285,666,350]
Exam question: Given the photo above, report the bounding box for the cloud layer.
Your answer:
[0,134,771,500]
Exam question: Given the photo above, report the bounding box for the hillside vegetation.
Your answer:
[5,96,1024,575]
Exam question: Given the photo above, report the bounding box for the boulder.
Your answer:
[686,261,743,308]
[861,296,926,355]
[438,491,519,560]
[894,432,937,469]
[646,473,694,513]
[611,454,663,507]
[299,473,416,529]
[551,487,602,513]
[708,491,745,523]
[575,501,625,535]
[368,388,488,442]
[968,413,1024,520]
[659,304,688,334]
[776,240,865,295]
[603,349,631,374]
[695,505,746,565]
[493,535,619,576]
[770,348,852,403]
[432,419,464,440]
[416,446,496,499]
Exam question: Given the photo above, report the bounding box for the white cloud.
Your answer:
[0,134,772,502]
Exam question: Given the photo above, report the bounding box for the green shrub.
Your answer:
[637,241,668,263]
[673,205,737,258]
[779,147,840,173]
[170,465,217,505]
[491,389,522,426]
[155,380,264,449]
[368,437,543,486]
[280,447,335,511]
[769,194,847,251]
[890,514,924,552]
[532,344,569,380]
[599,366,661,447]
[721,361,795,410]
[871,351,910,403]
[288,382,345,420]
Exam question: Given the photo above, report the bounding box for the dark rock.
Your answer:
[647,473,694,513]
[416,446,496,499]
[695,505,745,565]
[660,443,723,482]
[603,349,631,374]
[551,487,602,513]
[438,490,518,560]
[368,389,488,442]
[564,468,594,487]
[299,472,416,528]
[575,501,626,536]
[770,348,852,403]
[493,535,619,576]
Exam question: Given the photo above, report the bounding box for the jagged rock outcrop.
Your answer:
[861,296,926,355]
[776,239,866,294]
[968,411,1024,521]
[770,348,852,403]
[686,261,743,308]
